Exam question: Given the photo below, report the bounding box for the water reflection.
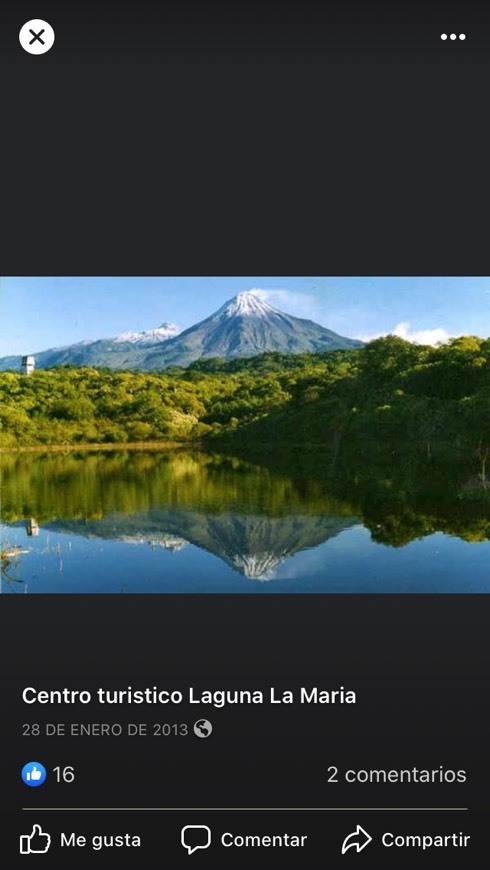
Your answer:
[41,511,358,581]
[0,449,489,592]
[0,450,357,582]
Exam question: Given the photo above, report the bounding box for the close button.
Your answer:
[19,19,55,55]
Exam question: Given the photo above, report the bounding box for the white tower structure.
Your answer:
[21,355,35,375]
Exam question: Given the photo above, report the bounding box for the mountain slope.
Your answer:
[142,292,363,369]
[0,324,181,371]
[0,292,362,371]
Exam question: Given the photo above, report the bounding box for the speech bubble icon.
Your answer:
[181,825,212,855]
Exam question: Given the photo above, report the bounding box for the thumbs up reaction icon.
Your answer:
[28,766,42,781]
[19,825,51,854]
[21,761,47,787]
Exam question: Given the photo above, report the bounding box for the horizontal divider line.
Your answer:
[23,807,469,812]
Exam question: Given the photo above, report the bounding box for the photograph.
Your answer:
[1,275,489,593]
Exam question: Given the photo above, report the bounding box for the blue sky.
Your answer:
[1,276,490,356]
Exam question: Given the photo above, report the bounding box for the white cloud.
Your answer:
[247,288,319,320]
[358,321,458,347]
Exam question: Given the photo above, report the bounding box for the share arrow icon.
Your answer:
[341,825,373,855]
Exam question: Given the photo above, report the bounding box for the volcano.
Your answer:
[142,291,362,368]
[0,291,362,371]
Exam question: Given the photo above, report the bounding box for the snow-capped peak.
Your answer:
[230,552,282,580]
[114,322,181,346]
[219,291,277,319]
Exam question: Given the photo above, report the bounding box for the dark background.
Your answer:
[1,0,489,275]
[2,596,487,866]
[1,1,489,866]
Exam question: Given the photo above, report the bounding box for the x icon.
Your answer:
[29,28,45,45]
[19,19,54,54]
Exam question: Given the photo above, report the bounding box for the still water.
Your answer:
[1,450,489,593]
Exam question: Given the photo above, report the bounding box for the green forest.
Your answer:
[1,335,490,487]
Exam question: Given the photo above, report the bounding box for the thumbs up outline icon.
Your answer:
[19,825,51,855]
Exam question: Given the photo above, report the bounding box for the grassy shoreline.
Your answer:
[0,440,200,454]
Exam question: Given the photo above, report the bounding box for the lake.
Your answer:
[1,449,489,593]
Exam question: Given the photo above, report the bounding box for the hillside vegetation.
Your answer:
[1,336,490,484]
